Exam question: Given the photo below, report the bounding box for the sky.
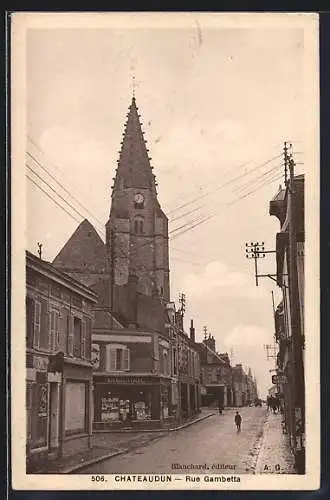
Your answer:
[24,16,307,398]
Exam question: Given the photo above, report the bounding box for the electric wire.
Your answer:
[26,150,105,230]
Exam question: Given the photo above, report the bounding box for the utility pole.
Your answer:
[179,292,186,318]
[203,326,208,340]
[37,242,42,259]
[245,242,265,286]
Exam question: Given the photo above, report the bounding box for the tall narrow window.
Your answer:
[49,309,59,351]
[106,345,130,371]
[134,217,144,234]
[26,297,34,349]
[73,317,82,358]
[33,300,41,348]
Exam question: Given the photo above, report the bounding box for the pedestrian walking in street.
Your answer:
[234,411,242,432]
[218,405,223,415]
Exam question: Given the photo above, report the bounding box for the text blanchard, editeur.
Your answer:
[172,463,236,471]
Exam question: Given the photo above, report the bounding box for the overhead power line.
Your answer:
[170,204,204,223]
[26,174,82,225]
[167,153,283,216]
[171,214,215,241]
[26,162,105,237]
[26,150,105,230]
[232,162,283,193]
[228,172,283,206]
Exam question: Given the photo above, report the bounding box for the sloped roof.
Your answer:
[113,97,156,190]
[53,219,107,273]
[93,309,124,330]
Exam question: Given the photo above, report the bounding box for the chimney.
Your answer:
[127,273,138,328]
[190,319,195,342]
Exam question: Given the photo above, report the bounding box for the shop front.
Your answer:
[61,360,93,458]
[26,353,51,468]
[93,375,171,429]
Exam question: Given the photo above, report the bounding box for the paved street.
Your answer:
[80,407,267,474]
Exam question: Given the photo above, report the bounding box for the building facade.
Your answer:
[196,336,233,408]
[52,95,200,429]
[269,174,305,473]
[26,251,97,471]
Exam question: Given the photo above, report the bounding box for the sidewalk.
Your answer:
[31,409,215,474]
[255,411,296,474]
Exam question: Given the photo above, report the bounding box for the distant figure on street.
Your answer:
[218,405,223,415]
[234,411,242,432]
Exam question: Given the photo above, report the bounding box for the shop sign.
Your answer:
[104,376,157,385]
[272,374,287,385]
[33,355,48,371]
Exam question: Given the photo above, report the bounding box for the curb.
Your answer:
[64,413,215,473]
[64,448,130,474]
[169,412,215,432]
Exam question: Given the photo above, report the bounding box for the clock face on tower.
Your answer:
[134,193,144,205]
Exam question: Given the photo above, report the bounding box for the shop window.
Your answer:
[105,345,130,371]
[65,382,87,435]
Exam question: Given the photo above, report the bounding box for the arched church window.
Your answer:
[134,217,144,234]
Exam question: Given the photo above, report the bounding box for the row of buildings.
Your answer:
[25,95,258,471]
[269,159,305,473]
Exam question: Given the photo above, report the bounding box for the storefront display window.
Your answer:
[65,382,86,434]
[135,401,151,420]
[101,396,120,421]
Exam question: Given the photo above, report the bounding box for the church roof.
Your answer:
[52,219,107,273]
[113,97,156,190]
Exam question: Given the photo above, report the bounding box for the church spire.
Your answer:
[113,96,156,191]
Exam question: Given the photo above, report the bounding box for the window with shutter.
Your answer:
[58,308,67,352]
[85,318,92,360]
[123,348,129,371]
[39,299,49,350]
[110,348,117,370]
[105,345,130,371]
[67,316,74,356]
[26,297,34,348]
[81,320,86,359]
[49,310,59,351]
[33,300,41,348]
[73,317,82,358]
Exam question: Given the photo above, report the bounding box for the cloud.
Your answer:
[181,260,267,300]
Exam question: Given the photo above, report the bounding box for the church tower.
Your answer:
[106,96,170,302]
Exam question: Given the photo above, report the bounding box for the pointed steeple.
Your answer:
[113,97,156,191]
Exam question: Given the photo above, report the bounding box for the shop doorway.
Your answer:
[49,382,60,450]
